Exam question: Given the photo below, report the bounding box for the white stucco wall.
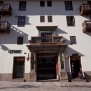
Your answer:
[0,0,91,74]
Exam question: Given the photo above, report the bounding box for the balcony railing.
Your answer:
[80,4,91,15]
[82,21,91,32]
[0,21,11,33]
[0,4,12,16]
[30,36,65,45]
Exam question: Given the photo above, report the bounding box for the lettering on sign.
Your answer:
[8,50,22,54]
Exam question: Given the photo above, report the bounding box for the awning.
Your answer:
[36,26,57,31]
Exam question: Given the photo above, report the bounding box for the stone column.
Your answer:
[30,52,37,81]
[58,53,61,80]
[65,55,72,82]
[60,53,68,80]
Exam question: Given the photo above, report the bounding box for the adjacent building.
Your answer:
[0,0,91,81]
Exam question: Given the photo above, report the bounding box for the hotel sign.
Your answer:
[8,50,22,54]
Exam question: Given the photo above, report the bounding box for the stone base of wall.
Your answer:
[84,71,91,82]
[0,73,36,81]
[0,74,12,81]
[24,73,30,81]
[30,73,36,81]
[60,71,68,80]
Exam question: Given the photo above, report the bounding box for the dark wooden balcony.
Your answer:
[28,36,67,53]
[80,4,91,15]
[0,21,11,33]
[30,36,66,45]
[82,21,91,32]
[0,4,12,16]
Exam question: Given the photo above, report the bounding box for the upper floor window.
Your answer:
[66,16,75,26]
[47,1,52,7]
[40,1,45,7]
[18,16,25,26]
[87,1,91,4]
[65,1,73,10]
[70,36,76,44]
[17,36,23,45]
[48,16,52,22]
[19,1,26,11]
[90,16,91,20]
[40,16,45,22]
[0,1,3,5]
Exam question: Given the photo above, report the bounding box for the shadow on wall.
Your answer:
[0,26,28,45]
[56,28,68,35]
[66,47,84,56]
[85,32,91,36]
[9,0,87,16]
[25,1,81,16]
[0,85,38,89]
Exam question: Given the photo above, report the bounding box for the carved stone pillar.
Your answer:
[60,53,68,80]
[30,52,37,81]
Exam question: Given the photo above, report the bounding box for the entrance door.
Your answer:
[70,56,81,79]
[13,57,25,78]
[37,54,57,80]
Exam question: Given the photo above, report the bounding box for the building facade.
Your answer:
[0,0,91,81]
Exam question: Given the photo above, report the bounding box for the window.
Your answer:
[90,16,91,20]
[66,16,75,26]
[70,36,76,44]
[48,16,52,22]
[17,36,23,45]
[65,1,73,10]
[87,1,91,4]
[18,16,25,26]
[19,1,26,11]
[40,16,45,22]
[40,1,45,7]
[47,1,52,7]
[0,1,3,5]
[41,32,52,42]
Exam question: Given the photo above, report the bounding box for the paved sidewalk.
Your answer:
[0,81,91,91]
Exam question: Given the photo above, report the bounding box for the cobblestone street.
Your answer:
[0,81,91,91]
